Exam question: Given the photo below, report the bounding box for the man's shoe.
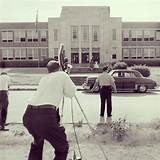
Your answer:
[106,117,112,126]
[97,116,105,126]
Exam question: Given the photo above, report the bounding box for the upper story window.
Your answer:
[27,48,39,59]
[14,48,26,60]
[71,26,78,41]
[156,30,160,41]
[112,29,117,41]
[123,30,130,41]
[136,30,143,41]
[92,25,99,42]
[27,30,38,42]
[144,30,155,41]
[53,29,58,41]
[40,30,47,42]
[14,30,26,42]
[1,31,13,42]
[131,30,142,41]
[81,25,89,42]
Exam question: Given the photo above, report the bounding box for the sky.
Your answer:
[0,0,160,22]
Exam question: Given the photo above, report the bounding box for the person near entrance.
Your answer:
[0,72,10,131]
[90,66,117,124]
[23,60,76,160]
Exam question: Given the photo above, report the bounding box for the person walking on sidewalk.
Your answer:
[0,72,10,131]
[23,60,76,160]
[90,66,117,125]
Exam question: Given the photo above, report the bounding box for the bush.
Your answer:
[111,118,129,141]
[113,62,128,70]
[131,65,150,77]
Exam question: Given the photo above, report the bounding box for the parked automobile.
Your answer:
[82,69,157,93]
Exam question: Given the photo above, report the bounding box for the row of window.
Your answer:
[1,30,47,43]
[123,48,160,59]
[1,48,48,60]
[53,25,103,42]
[123,30,160,41]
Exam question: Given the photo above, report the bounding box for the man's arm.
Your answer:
[110,76,117,93]
[63,73,77,97]
[90,79,99,92]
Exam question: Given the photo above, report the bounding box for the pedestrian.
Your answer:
[0,72,10,131]
[90,66,117,125]
[23,60,76,160]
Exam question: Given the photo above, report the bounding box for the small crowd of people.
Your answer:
[0,59,116,160]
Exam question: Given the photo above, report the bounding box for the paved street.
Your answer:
[7,90,160,124]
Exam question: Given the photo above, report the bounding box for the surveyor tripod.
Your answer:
[61,95,109,160]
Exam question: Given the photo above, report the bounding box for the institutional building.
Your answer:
[0,6,160,67]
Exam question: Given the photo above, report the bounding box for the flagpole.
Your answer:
[35,9,39,68]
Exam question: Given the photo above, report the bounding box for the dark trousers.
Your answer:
[23,105,69,160]
[99,86,112,117]
[0,91,8,128]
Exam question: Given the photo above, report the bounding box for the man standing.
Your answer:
[23,60,76,160]
[0,72,10,131]
[91,66,117,124]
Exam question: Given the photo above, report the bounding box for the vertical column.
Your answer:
[79,25,82,63]
[89,25,92,61]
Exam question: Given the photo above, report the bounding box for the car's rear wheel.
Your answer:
[138,85,147,93]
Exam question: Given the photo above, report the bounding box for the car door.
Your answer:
[111,71,124,90]
[122,71,137,89]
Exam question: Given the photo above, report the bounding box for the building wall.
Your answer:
[48,6,122,64]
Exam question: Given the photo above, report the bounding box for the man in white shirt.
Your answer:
[0,72,10,131]
[91,66,117,124]
[23,60,76,160]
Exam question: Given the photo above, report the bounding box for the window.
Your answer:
[71,26,78,41]
[136,31,142,41]
[1,31,13,42]
[144,30,155,41]
[112,29,116,40]
[15,48,26,60]
[27,30,38,42]
[40,48,48,60]
[54,48,58,56]
[112,47,117,59]
[136,48,143,59]
[144,48,155,59]
[40,30,47,42]
[2,48,14,60]
[14,31,26,42]
[54,29,58,41]
[156,30,160,41]
[92,25,99,42]
[123,48,129,59]
[131,31,136,41]
[27,48,39,60]
[124,72,136,78]
[130,48,136,59]
[81,25,89,41]
[156,48,160,58]
[123,30,129,41]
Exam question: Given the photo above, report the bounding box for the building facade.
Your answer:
[0,6,160,67]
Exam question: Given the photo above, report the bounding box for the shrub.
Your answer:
[131,64,150,77]
[111,118,130,141]
[113,62,128,70]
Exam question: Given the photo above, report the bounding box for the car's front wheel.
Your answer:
[138,85,147,93]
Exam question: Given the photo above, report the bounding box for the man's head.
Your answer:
[47,60,60,73]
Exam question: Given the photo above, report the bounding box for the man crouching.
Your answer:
[23,60,76,160]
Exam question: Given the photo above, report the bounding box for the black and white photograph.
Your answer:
[0,0,160,159]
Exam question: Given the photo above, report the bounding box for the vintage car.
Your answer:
[82,69,157,93]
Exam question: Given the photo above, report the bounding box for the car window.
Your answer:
[112,72,124,78]
[124,72,136,78]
